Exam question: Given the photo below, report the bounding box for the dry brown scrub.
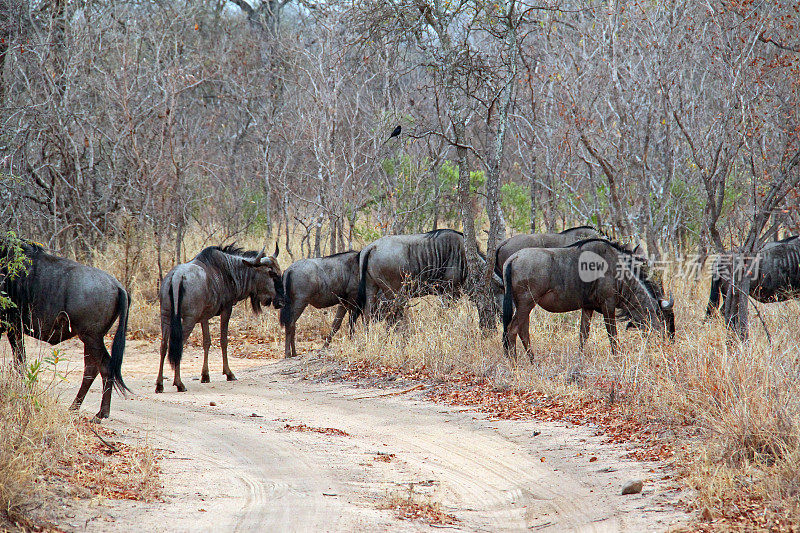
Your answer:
[86,231,800,528]
[325,275,800,530]
[0,363,159,530]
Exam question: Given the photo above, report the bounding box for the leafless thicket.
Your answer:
[1,1,799,320]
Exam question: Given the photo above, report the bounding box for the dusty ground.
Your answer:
[5,333,691,532]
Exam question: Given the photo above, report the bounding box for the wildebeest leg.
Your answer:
[220,307,236,381]
[71,341,100,412]
[323,305,347,348]
[602,309,619,356]
[347,306,357,337]
[200,320,211,383]
[173,321,195,392]
[579,309,593,352]
[95,343,114,421]
[518,308,534,361]
[7,329,25,369]
[504,301,533,359]
[155,322,169,393]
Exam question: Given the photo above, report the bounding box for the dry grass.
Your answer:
[383,485,458,525]
[82,228,800,528]
[325,273,800,529]
[0,358,160,530]
[0,367,74,525]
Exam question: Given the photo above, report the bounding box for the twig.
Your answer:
[351,383,425,400]
[89,425,120,453]
[747,296,773,345]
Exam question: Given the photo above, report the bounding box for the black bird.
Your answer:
[385,125,402,142]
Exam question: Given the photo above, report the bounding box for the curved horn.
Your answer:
[661,292,674,310]
[253,243,267,264]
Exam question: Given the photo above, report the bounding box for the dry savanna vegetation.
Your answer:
[0,361,159,530]
[3,0,800,530]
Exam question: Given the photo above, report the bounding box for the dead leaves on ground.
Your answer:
[283,423,350,437]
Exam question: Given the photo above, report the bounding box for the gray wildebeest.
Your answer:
[155,243,284,393]
[706,235,800,317]
[355,229,504,324]
[502,238,674,360]
[495,226,601,276]
[280,250,360,358]
[0,240,130,421]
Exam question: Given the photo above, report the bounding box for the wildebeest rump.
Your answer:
[706,235,800,317]
[280,250,360,358]
[502,238,674,359]
[0,241,130,420]
[495,226,601,275]
[155,244,284,393]
[355,229,504,323]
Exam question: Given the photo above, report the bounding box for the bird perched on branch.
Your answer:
[384,125,401,143]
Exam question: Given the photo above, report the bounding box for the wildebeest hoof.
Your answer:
[201,374,210,383]
[68,401,81,411]
[90,414,105,424]
[155,383,164,393]
[176,384,187,392]
[226,374,237,381]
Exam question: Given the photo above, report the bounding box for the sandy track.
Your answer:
[8,339,689,532]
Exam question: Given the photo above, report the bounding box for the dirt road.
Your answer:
[12,338,689,532]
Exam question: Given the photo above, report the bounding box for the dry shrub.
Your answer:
[328,272,800,528]
[0,366,73,524]
[383,485,457,525]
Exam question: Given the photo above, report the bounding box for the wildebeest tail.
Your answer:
[502,261,514,339]
[168,279,185,369]
[110,288,131,393]
[279,271,293,327]
[705,273,722,318]
[353,248,372,323]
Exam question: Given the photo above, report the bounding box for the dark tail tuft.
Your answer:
[706,274,722,318]
[502,261,514,346]
[168,280,185,369]
[110,288,131,394]
[279,271,293,327]
[353,248,372,323]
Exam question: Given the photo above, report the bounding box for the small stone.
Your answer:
[621,479,643,495]
[209,401,217,406]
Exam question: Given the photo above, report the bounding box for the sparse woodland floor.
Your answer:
[3,235,800,531]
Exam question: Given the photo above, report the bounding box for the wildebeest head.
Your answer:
[620,269,675,340]
[243,242,285,311]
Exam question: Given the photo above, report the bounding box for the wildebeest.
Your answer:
[502,238,674,359]
[280,250,360,358]
[0,240,130,421]
[355,229,504,323]
[706,235,800,317]
[155,243,284,393]
[495,226,601,275]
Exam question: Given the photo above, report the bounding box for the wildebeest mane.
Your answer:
[559,225,596,234]
[424,228,463,239]
[324,250,360,259]
[194,244,260,269]
[569,238,660,301]
[567,237,635,255]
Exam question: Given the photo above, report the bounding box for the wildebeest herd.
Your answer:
[1,228,799,421]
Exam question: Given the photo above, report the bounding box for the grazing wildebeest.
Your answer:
[355,229,504,323]
[495,226,601,276]
[706,235,800,317]
[155,243,284,393]
[280,250,361,358]
[0,240,130,421]
[502,238,674,360]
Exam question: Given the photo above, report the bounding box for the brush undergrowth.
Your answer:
[84,228,800,527]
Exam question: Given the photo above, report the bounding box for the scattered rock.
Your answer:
[250,413,262,418]
[532,430,541,437]
[621,479,643,495]
[209,401,217,406]
[589,456,598,462]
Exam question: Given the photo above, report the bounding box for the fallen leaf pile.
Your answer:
[283,423,350,437]
[52,418,161,502]
[386,498,458,525]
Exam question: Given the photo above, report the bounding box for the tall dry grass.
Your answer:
[83,228,800,525]
[0,365,74,524]
[327,272,800,526]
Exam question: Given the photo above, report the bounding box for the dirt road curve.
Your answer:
[23,340,689,532]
